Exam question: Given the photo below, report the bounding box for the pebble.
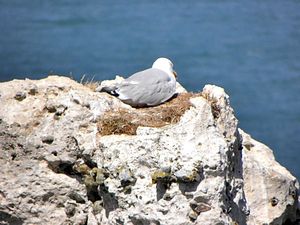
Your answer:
[14,91,26,101]
[41,135,54,144]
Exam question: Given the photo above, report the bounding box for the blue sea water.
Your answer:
[0,1,299,179]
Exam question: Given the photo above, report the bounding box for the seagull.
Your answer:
[99,58,177,107]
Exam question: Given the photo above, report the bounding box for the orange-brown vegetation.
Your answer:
[97,93,202,136]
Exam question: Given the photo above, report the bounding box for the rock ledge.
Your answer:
[0,76,299,225]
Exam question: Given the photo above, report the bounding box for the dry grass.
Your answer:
[84,82,99,91]
[97,93,202,136]
[98,115,138,136]
[80,75,100,91]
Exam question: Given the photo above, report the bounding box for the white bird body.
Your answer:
[100,58,177,107]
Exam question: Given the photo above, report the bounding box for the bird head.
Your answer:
[152,57,177,79]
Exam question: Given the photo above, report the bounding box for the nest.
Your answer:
[97,93,201,135]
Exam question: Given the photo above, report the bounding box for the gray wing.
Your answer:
[116,68,176,107]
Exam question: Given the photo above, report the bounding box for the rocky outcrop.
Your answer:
[0,76,298,225]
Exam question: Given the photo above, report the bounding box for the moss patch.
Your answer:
[151,170,173,184]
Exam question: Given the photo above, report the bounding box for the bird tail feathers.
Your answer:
[96,85,119,97]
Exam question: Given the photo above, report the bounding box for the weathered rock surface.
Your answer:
[0,76,299,225]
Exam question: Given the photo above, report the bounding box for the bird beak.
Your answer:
[173,70,177,79]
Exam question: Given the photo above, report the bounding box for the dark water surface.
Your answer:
[0,1,299,179]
